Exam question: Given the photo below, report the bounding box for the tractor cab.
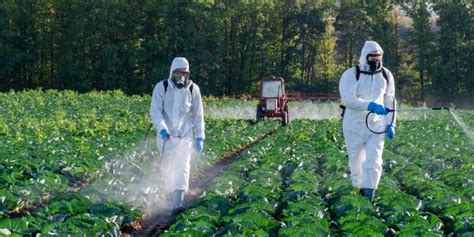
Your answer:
[256,76,289,125]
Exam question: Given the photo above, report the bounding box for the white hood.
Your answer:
[359,41,384,68]
[168,57,190,79]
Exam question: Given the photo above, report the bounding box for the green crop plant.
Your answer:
[1,91,473,236]
[0,91,280,235]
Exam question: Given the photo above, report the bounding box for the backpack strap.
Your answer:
[163,80,169,93]
[382,68,388,83]
[354,65,388,84]
[355,65,361,81]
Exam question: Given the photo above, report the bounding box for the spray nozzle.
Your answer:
[432,107,450,111]
[387,107,450,112]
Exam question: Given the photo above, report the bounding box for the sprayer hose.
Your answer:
[365,99,396,134]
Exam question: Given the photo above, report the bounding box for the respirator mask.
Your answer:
[366,53,382,73]
[172,70,188,89]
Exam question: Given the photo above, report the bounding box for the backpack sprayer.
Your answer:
[144,79,195,157]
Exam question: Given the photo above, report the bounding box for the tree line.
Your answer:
[0,1,472,106]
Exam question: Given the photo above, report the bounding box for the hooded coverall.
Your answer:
[339,41,396,190]
[150,57,205,194]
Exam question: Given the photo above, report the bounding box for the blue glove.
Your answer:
[368,102,388,115]
[386,125,395,139]
[195,138,204,154]
[159,128,170,140]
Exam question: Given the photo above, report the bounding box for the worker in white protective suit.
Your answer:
[339,41,396,201]
[150,57,205,212]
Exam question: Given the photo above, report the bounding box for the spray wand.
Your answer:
[366,100,450,134]
[387,107,450,112]
[143,123,171,166]
[144,123,153,151]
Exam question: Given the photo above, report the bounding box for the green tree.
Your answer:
[0,0,470,106]
[315,4,343,93]
[280,0,326,92]
[402,2,436,103]
[365,0,401,71]
[432,2,473,103]
[0,1,39,90]
[0,1,16,91]
[334,1,371,67]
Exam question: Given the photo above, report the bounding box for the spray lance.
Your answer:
[143,123,168,166]
[365,99,450,134]
[144,123,153,152]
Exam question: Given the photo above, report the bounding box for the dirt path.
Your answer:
[121,130,277,237]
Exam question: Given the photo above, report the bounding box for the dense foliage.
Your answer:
[0,90,280,235]
[1,91,473,235]
[0,1,472,106]
[0,90,149,213]
[164,115,473,235]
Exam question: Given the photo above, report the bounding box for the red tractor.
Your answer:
[256,76,289,125]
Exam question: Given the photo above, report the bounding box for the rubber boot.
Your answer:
[360,188,375,201]
[171,189,185,214]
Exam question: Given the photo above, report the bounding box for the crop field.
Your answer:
[0,90,473,236]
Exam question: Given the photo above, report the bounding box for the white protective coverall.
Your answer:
[150,57,205,192]
[339,41,396,190]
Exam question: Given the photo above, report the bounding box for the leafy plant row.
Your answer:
[0,90,280,235]
[164,129,286,236]
[162,115,473,236]
[162,120,332,236]
[0,118,279,236]
[319,112,472,236]
[0,90,150,214]
[383,111,473,235]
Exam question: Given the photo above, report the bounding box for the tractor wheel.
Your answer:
[282,111,289,125]
[256,104,262,121]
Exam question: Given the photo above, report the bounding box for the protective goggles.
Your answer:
[367,53,382,62]
[173,70,189,77]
